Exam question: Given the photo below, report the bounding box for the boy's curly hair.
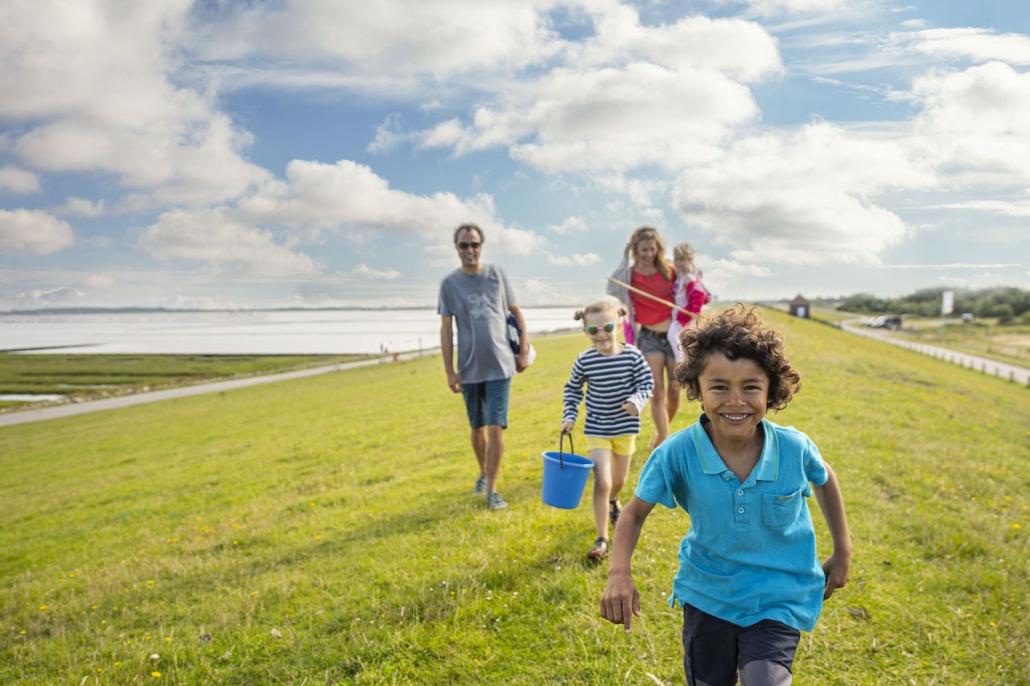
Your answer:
[675,304,800,411]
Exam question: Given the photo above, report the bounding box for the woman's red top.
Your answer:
[630,269,674,326]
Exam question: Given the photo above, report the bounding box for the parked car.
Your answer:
[864,315,903,331]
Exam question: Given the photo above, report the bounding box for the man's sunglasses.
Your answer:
[586,322,617,335]
[457,241,481,250]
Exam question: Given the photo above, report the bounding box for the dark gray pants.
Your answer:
[682,604,799,686]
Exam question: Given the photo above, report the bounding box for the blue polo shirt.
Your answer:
[635,415,829,631]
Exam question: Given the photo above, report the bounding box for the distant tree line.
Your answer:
[836,287,1030,323]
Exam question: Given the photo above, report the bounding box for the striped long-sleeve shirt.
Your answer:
[562,344,654,437]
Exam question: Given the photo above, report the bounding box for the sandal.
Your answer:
[609,499,622,527]
[587,537,609,561]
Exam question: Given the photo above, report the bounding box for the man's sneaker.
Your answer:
[609,499,622,527]
[473,475,486,495]
[486,491,509,510]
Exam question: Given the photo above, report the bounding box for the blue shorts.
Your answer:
[682,604,800,685]
[637,326,676,362]
[460,377,511,428]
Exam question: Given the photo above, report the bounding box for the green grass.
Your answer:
[1,310,1028,685]
[0,354,368,409]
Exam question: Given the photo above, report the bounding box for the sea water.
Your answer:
[0,308,579,355]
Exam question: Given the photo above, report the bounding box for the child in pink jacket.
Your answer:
[667,242,712,363]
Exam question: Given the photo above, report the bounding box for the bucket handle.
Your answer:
[558,432,575,470]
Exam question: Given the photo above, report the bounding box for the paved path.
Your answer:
[0,352,429,428]
[839,319,1030,386]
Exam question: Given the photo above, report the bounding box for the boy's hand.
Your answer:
[560,419,575,434]
[446,371,461,393]
[600,572,641,632]
[621,401,638,416]
[515,352,529,372]
[822,551,851,600]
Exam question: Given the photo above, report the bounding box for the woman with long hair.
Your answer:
[607,226,679,447]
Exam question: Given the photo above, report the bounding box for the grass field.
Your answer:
[1,310,1027,685]
[0,354,368,410]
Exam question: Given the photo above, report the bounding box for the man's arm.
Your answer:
[440,315,461,393]
[509,303,530,372]
[812,463,852,599]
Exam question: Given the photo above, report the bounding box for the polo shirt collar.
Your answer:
[691,415,779,482]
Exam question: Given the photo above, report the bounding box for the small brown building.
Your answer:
[788,294,810,318]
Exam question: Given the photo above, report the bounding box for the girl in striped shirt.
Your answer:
[561,297,654,560]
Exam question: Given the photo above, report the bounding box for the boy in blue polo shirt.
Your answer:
[600,305,852,686]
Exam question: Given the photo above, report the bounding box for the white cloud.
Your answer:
[353,264,401,279]
[401,6,780,176]
[739,0,850,18]
[878,262,1024,270]
[56,197,106,217]
[0,166,40,194]
[571,9,782,82]
[675,122,933,263]
[764,0,846,11]
[0,209,74,255]
[367,114,409,154]
[1,1,269,206]
[549,216,588,234]
[81,273,115,288]
[696,255,773,296]
[518,277,582,306]
[910,62,1030,185]
[186,0,562,80]
[907,28,1030,66]
[139,208,322,276]
[921,200,1030,218]
[594,174,670,207]
[420,61,759,174]
[545,251,601,267]
[18,286,84,305]
[239,159,547,256]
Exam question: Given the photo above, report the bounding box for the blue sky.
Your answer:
[1,0,1028,310]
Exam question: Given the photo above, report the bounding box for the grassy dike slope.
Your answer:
[1,310,1027,685]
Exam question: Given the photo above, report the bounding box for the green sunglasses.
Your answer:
[586,322,617,335]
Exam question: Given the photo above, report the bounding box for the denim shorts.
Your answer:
[637,326,675,361]
[682,604,800,686]
[461,377,511,428]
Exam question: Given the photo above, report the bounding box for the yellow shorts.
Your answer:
[585,434,636,456]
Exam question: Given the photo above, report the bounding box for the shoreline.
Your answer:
[0,329,583,426]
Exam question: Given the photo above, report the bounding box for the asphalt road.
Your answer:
[839,319,1030,386]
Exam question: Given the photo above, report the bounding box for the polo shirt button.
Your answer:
[737,490,744,496]
[737,507,745,514]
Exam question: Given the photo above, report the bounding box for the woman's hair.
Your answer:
[675,304,800,411]
[573,296,627,322]
[624,226,673,280]
[673,242,695,264]
[453,223,484,244]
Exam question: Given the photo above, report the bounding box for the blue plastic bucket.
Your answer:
[541,434,594,509]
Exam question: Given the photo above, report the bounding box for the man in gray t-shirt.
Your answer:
[439,223,529,510]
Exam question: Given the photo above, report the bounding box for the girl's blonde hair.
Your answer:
[673,242,695,264]
[573,296,627,322]
[624,226,673,280]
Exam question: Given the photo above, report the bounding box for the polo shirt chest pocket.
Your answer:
[761,488,804,529]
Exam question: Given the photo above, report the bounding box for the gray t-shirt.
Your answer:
[438,263,516,384]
